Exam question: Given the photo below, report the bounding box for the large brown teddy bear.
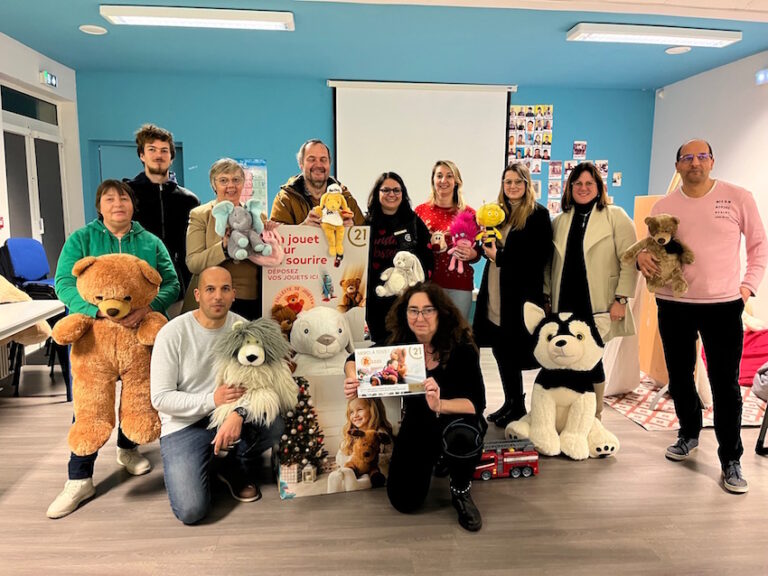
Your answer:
[621,213,695,297]
[52,254,167,456]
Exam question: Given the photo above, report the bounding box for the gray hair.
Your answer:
[209,158,245,190]
[296,139,331,167]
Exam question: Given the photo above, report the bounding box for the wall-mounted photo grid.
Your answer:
[508,104,556,215]
[508,105,616,217]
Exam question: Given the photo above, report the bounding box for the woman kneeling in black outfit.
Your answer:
[344,282,487,531]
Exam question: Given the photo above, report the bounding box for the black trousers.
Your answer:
[657,298,745,465]
[387,409,486,513]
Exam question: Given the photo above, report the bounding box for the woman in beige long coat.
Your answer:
[545,162,638,417]
[182,158,263,319]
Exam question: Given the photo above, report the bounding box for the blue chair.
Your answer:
[1,238,71,401]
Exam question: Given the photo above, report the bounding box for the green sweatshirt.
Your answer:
[54,219,180,317]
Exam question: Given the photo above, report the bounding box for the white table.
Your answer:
[0,300,65,342]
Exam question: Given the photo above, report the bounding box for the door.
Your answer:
[35,138,66,275]
[2,128,66,275]
[3,131,33,237]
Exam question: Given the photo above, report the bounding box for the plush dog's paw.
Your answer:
[505,415,530,440]
[559,431,589,461]
[530,427,561,456]
[588,419,620,458]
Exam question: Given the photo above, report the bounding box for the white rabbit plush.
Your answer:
[375,251,425,298]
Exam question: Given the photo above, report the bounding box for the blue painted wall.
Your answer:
[77,71,333,221]
[77,72,654,223]
[512,86,656,219]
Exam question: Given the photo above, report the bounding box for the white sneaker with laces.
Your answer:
[116,447,151,476]
[46,478,96,519]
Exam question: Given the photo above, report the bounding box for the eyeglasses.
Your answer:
[504,179,526,187]
[380,187,402,196]
[216,176,244,186]
[678,153,712,164]
[407,306,437,319]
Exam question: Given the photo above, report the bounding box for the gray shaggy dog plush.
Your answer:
[208,318,298,430]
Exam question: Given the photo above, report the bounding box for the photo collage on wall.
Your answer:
[508,106,620,217]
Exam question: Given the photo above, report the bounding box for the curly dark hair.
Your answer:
[384,282,476,366]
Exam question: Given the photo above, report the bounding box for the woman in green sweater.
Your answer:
[47,179,179,519]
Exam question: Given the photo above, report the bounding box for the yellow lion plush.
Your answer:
[312,183,353,266]
[52,254,167,455]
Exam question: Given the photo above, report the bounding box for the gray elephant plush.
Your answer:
[211,199,272,261]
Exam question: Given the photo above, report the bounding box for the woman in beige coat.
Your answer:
[182,158,265,319]
[545,162,638,416]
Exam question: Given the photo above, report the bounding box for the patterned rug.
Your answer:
[605,380,767,432]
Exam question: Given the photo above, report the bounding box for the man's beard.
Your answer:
[306,170,327,190]
[147,163,169,177]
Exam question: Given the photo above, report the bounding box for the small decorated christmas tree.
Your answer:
[279,377,328,482]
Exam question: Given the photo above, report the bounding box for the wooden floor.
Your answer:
[1,350,767,576]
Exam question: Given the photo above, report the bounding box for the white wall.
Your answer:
[0,32,84,245]
[649,50,768,318]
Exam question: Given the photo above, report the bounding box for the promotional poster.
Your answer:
[355,344,427,398]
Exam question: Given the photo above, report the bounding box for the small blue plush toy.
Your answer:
[211,198,272,261]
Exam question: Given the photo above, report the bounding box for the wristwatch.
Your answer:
[233,406,248,420]
[615,296,628,305]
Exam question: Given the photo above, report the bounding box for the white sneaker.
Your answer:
[116,447,151,476]
[46,478,96,519]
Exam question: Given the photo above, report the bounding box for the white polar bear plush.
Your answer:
[375,251,425,298]
[290,306,354,377]
[506,302,620,461]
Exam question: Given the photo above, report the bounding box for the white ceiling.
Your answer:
[299,0,768,23]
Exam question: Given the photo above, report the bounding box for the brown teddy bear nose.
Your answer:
[317,335,335,346]
[656,238,666,245]
[107,308,120,317]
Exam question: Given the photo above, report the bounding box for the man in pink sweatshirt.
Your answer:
[637,139,767,494]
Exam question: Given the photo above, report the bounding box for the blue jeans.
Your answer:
[160,415,284,525]
[69,427,136,480]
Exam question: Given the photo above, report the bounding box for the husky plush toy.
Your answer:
[506,302,620,460]
[208,318,297,429]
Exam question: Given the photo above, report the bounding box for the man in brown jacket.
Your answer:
[270,139,364,227]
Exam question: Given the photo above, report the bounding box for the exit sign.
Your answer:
[39,70,57,88]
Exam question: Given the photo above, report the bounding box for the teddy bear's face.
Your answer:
[645,214,679,247]
[74,254,160,321]
[341,278,361,295]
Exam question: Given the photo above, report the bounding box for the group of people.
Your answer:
[46,128,766,535]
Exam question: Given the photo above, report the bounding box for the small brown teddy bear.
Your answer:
[271,303,297,340]
[338,277,363,312]
[621,214,695,297]
[344,428,391,486]
[52,254,167,456]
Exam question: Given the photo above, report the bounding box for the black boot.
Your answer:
[450,483,482,532]
[486,401,512,423]
[493,394,527,428]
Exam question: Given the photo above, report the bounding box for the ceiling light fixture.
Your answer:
[99,5,295,31]
[79,24,108,35]
[567,23,741,48]
[665,46,692,55]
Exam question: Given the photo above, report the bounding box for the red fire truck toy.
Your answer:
[473,438,539,481]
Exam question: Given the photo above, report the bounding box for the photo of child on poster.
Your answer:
[278,374,401,499]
